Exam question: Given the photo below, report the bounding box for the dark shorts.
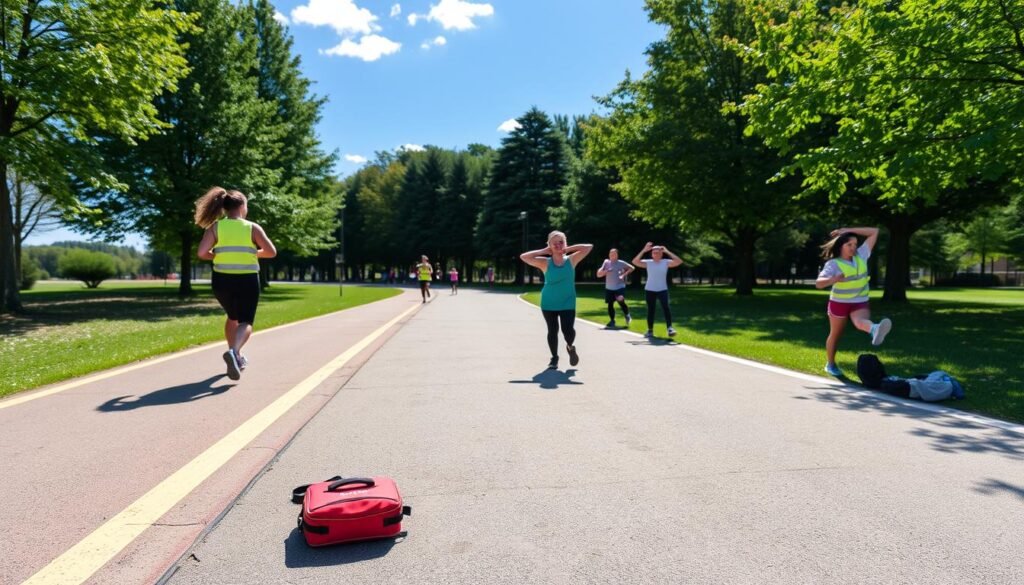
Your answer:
[605,287,627,303]
[827,300,869,319]
[212,271,260,324]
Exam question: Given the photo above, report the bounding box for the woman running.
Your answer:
[196,187,277,381]
[596,248,634,328]
[632,242,683,337]
[449,266,459,294]
[416,255,433,302]
[816,226,892,377]
[520,231,593,369]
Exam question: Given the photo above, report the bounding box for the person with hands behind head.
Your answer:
[632,242,683,338]
[196,187,277,381]
[520,230,593,370]
[597,248,634,328]
[816,226,892,377]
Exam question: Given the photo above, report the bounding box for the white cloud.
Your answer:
[345,154,368,164]
[399,144,425,152]
[390,4,401,17]
[423,0,494,31]
[273,10,289,25]
[497,118,521,133]
[323,34,401,61]
[420,35,447,49]
[292,0,379,36]
[408,13,419,26]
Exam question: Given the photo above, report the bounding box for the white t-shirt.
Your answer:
[643,259,670,292]
[818,243,871,303]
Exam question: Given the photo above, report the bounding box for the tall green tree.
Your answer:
[588,0,801,295]
[476,107,570,284]
[742,0,1023,299]
[0,0,193,312]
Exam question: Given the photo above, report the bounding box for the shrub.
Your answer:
[58,249,116,288]
[20,254,41,290]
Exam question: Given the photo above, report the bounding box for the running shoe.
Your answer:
[667,327,677,337]
[547,356,559,370]
[606,320,616,328]
[824,363,843,377]
[223,350,241,380]
[625,314,632,325]
[567,345,579,366]
[238,354,248,371]
[645,329,654,337]
[871,318,892,346]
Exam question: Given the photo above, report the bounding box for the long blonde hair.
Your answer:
[194,187,247,228]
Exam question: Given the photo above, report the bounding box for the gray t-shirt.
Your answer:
[643,259,670,291]
[602,259,631,289]
[818,243,871,303]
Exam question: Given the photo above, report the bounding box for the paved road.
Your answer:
[161,288,1024,585]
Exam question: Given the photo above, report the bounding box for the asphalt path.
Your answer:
[161,287,1024,585]
[0,287,422,585]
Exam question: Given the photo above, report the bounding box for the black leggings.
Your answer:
[542,309,576,357]
[645,290,672,329]
[607,300,629,320]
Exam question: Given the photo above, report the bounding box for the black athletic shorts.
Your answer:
[212,271,260,324]
[605,287,627,303]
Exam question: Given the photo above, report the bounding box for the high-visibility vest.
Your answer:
[417,264,431,281]
[213,219,259,274]
[830,255,869,301]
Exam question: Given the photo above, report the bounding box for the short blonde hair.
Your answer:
[547,230,566,244]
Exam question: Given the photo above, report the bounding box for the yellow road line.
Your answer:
[0,292,409,411]
[21,303,418,585]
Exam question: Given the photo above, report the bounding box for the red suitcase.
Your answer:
[293,476,411,546]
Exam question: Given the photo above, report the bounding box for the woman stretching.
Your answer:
[632,242,683,337]
[196,187,277,381]
[816,226,893,377]
[520,231,593,369]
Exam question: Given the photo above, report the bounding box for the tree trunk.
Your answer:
[178,230,194,296]
[733,229,757,296]
[883,218,912,302]
[0,161,22,312]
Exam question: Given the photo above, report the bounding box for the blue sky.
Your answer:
[27,0,663,249]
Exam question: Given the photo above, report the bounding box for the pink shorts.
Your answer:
[827,300,869,318]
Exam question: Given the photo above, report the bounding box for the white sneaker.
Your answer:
[667,327,677,337]
[238,354,248,371]
[625,314,632,325]
[871,318,892,346]
[223,350,241,380]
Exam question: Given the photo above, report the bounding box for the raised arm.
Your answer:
[831,226,879,252]
[661,247,684,268]
[632,242,653,267]
[596,259,611,277]
[520,245,551,272]
[566,243,593,267]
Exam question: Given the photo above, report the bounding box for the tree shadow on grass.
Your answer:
[97,375,234,411]
[509,368,582,390]
[801,385,1024,461]
[283,529,401,567]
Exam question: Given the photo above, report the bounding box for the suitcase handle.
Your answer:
[327,477,376,491]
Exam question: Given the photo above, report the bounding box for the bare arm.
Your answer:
[567,243,593,268]
[197,227,216,261]
[662,247,684,268]
[252,224,277,258]
[832,226,879,252]
[596,259,611,277]
[520,246,551,272]
[632,242,653,267]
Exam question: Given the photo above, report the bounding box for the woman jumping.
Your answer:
[816,226,893,377]
[520,231,593,369]
[196,187,277,381]
[632,242,683,337]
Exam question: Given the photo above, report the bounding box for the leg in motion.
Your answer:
[542,310,561,369]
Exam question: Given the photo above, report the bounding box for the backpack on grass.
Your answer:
[856,354,887,389]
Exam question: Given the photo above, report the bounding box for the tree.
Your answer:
[742,0,1023,299]
[0,0,193,312]
[10,171,61,280]
[58,249,116,288]
[476,107,570,284]
[948,208,1011,278]
[588,0,802,295]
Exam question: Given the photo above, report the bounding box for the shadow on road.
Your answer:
[801,386,1024,461]
[509,368,582,390]
[96,375,234,411]
[625,337,678,346]
[283,529,401,566]
[974,478,1024,502]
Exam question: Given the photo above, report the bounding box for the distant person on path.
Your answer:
[449,266,459,294]
[597,248,634,328]
[632,242,683,337]
[487,266,495,287]
[520,231,593,369]
[195,187,277,381]
[816,226,892,377]
[417,255,433,303]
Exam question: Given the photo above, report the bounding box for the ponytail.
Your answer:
[194,187,247,228]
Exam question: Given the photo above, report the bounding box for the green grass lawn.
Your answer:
[524,285,1024,423]
[0,281,400,398]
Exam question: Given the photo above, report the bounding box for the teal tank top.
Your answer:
[540,257,576,311]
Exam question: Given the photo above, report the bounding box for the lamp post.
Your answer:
[518,211,529,285]
[337,204,345,297]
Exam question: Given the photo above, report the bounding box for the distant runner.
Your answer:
[596,248,634,328]
[195,187,277,381]
[417,255,433,303]
[449,266,459,295]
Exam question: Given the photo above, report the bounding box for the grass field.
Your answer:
[524,285,1024,424]
[0,281,400,398]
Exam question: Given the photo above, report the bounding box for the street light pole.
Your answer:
[518,211,529,285]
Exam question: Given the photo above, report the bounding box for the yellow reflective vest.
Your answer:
[213,219,259,274]
[831,255,869,301]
